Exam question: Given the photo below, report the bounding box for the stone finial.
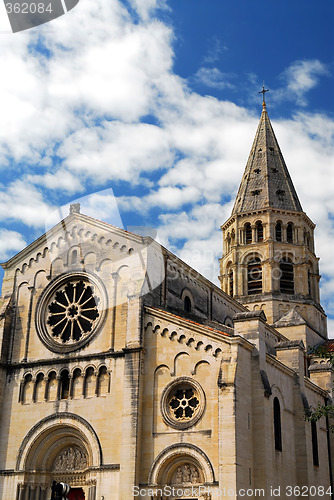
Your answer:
[70,203,81,215]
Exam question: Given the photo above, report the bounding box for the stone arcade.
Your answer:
[0,103,333,499]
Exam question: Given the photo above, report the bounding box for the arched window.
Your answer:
[35,373,45,403]
[184,296,192,313]
[47,371,57,401]
[247,258,262,295]
[72,368,82,399]
[22,374,33,404]
[274,397,282,451]
[60,370,70,400]
[97,366,109,396]
[231,229,235,247]
[245,223,252,244]
[304,231,311,250]
[311,420,319,466]
[256,222,263,242]
[287,223,293,243]
[275,222,282,241]
[71,249,78,265]
[229,270,234,297]
[84,367,96,398]
[280,258,294,294]
[226,233,231,253]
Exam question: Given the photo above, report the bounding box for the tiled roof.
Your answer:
[232,104,302,214]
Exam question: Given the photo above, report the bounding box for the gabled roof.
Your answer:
[274,307,307,327]
[1,207,149,270]
[232,104,303,214]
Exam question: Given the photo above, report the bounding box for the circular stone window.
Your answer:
[161,378,205,430]
[36,272,107,353]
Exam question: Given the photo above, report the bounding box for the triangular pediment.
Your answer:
[274,308,307,327]
[1,210,150,272]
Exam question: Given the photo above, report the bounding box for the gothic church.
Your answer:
[0,102,333,500]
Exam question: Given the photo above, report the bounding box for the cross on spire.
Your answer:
[259,84,269,107]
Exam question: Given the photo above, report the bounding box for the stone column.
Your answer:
[251,225,256,243]
[24,485,30,500]
[281,224,287,242]
[23,286,35,361]
[69,373,74,399]
[119,293,143,499]
[17,484,25,500]
[56,375,62,400]
[109,272,120,351]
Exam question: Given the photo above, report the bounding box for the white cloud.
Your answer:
[45,188,124,231]
[0,181,54,228]
[119,185,201,213]
[0,230,26,261]
[0,0,333,335]
[192,67,235,90]
[128,0,169,21]
[277,59,329,106]
[27,170,84,193]
[202,37,228,65]
[155,203,232,284]
[58,121,173,184]
[0,0,174,167]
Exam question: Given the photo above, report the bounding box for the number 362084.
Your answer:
[5,3,53,14]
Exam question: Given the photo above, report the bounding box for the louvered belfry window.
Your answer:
[245,223,252,244]
[287,223,293,243]
[256,222,263,242]
[247,258,262,295]
[280,258,294,294]
[229,270,234,297]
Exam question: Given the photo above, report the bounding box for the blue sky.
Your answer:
[0,0,334,333]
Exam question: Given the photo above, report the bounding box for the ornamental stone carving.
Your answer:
[52,446,88,472]
[173,463,200,484]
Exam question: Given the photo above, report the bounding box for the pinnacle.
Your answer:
[232,106,302,215]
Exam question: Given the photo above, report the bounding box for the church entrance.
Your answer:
[68,487,85,500]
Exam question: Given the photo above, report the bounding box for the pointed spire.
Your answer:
[232,104,302,214]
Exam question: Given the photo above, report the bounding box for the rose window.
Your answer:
[169,387,199,420]
[36,273,107,353]
[47,280,99,343]
[161,378,205,430]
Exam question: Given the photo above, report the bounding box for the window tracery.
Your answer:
[36,272,107,354]
[161,378,205,430]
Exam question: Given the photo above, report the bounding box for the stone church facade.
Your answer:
[0,103,333,499]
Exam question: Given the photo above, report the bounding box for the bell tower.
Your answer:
[219,96,327,344]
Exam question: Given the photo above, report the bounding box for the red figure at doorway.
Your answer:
[68,488,85,500]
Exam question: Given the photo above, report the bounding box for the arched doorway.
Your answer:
[16,413,101,500]
[148,443,215,500]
